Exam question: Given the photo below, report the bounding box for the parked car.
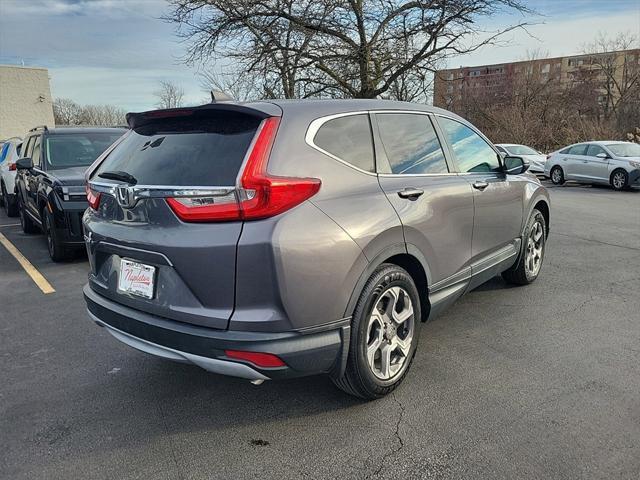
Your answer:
[495,144,547,174]
[545,141,640,190]
[0,137,22,216]
[83,100,550,399]
[15,126,125,261]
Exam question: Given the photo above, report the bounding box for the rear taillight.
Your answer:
[224,350,286,368]
[167,117,321,222]
[86,184,101,210]
[8,163,16,171]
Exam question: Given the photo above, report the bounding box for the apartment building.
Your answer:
[433,49,640,112]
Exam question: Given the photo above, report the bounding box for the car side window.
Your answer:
[31,135,42,168]
[586,144,607,158]
[376,113,448,175]
[23,136,35,159]
[314,114,374,172]
[567,144,588,155]
[438,117,501,173]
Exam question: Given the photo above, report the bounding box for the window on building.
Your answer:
[541,64,550,73]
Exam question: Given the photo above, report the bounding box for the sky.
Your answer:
[0,0,639,111]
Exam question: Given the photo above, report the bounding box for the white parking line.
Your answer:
[0,232,55,294]
[0,223,21,228]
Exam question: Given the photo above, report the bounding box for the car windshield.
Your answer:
[45,132,124,169]
[505,145,539,155]
[605,143,640,157]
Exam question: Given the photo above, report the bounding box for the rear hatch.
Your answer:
[84,105,276,330]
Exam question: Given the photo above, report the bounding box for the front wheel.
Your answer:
[18,196,39,234]
[610,169,628,191]
[502,209,547,285]
[333,263,421,400]
[43,209,70,262]
[550,166,565,185]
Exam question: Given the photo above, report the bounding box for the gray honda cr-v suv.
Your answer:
[83,99,550,399]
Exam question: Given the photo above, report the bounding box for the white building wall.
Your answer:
[0,65,55,139]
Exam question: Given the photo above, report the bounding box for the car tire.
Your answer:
[550,166,565,185]
[18,196,39,234]
[333,263,421,400]
[502,209,547,285]
[43,208,70,262]
[610,169,628,191]
[2,184,19,217]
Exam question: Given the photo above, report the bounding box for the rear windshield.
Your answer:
[505,145,538,155]
[93,112,261,186]
[45,132,124,169]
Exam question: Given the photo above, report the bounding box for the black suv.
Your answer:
[15,126,125,261]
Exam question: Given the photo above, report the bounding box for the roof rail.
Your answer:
[28,125,48,132]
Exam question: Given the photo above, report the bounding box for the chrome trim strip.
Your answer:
[91,316,270,381]
[470,241,520,276]
[97,241,174,267]
[430,267,472,293]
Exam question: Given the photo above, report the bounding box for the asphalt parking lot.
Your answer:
[1,182,639,480]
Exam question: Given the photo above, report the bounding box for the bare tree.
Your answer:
[53,98,83,125]
[154,80,185,109]
[166,0,534,99]
[54,98,127,126]
[582,32,640,128]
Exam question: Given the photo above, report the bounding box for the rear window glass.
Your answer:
[314,114,374,172]
[94,113,260,186]
[46,132,124,169]
[376,113,448,175]
[567,144,587,155]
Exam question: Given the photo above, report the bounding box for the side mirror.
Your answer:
[16,157,33,170]
[504,156,529,175]
[596,152,608,159]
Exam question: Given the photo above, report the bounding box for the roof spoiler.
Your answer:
[125,103,270,129]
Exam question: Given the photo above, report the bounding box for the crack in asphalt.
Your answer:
[553,232,640,251]
[366,391,406,479]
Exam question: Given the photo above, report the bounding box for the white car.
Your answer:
[0,137,22,216]
[495,144,547,174]
[545,141,640,191]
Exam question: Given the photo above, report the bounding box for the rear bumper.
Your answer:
[84,284,348,381]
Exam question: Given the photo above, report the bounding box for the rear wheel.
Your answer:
[43,208,70,262]
[550,166,565,185]
[502,209,546,285]
[2,183,18,217]
[18,196,39,234]
[333,263,421,400]
[610,169,628,191]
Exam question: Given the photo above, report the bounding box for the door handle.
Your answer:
[472,181,489,191]
[397,188,424,199]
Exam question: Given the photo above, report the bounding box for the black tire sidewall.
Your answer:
[551,167,564,185]
[524,210,546,282]
[611,170,628,191]
[351,265,421,392]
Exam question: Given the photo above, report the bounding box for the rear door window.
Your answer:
[376,113,448,175]
[95,112,261,186]
[313,114,375,172]
[31,136,42,168]
[567,144,588,155]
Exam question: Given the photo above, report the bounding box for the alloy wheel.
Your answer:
[365,286,415,380]
[44,215,54,257]
[551,168,561,184]
[525,220,544,277]
[612,172,626,190]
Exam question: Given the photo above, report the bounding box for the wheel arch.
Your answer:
[343,243,432,323]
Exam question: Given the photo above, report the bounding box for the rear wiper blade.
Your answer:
[98,170,138,185]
